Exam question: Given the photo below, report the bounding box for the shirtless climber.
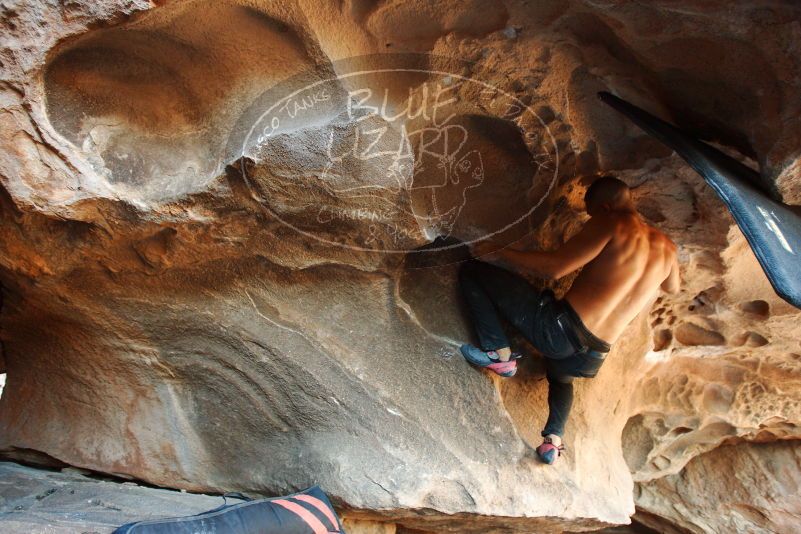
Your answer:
[459,176,680,464]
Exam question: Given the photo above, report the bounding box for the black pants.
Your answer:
[459,260,607,437]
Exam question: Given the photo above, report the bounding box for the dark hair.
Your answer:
[585,175,630,210]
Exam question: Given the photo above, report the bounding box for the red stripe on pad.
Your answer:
[272,499,328,534]
[291,495,339,531]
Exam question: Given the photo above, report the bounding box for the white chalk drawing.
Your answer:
[234,55,559,254]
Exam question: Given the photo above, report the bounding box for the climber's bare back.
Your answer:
[565,212,678,343]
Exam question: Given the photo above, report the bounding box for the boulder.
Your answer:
[1,0,800,532]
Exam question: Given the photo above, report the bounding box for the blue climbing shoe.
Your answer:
[460,344,521,377]
[536,436,565,465]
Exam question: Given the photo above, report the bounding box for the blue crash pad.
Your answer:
[598,91,801,309]
[113,486,345,534]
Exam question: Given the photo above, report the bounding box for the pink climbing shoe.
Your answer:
[460,344,521,377]
[536,436,565,465]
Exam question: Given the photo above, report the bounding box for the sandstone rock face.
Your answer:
[0,461,231,533]
[635,441,801,534]
[1,1,800,532]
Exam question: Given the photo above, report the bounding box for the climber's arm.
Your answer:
[474,219,613,280]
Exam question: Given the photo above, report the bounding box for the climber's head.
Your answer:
[584,175,634,216]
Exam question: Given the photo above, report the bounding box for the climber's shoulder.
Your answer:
[589,211,642,237]
[645,222,676,251]
[638,220,677,266]
[607,212,669,238]
[599,213,676,256]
